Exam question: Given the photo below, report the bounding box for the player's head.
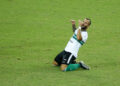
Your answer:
[81,18,91,30]
[84,18,91,26]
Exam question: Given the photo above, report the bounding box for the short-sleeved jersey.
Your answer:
[65,27,88,58]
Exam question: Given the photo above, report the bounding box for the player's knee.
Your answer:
[53,61,58,66]
[60,64,67,71]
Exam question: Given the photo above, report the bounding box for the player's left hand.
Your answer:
[78,20,83,26]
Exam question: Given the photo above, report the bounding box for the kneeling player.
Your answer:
[53,18,91,71]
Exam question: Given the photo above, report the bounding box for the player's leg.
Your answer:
[60,51,90,71]
[60,52,81,71]
[53,61,59,66]
[65,60,90,71]
[61,63,80,71]
[53,50,65,66]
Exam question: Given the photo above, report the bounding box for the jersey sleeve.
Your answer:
[81,32,88,42]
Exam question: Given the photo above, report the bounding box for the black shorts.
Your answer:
[54,50,76,66]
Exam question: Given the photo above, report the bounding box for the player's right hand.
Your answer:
[71,20,75,25]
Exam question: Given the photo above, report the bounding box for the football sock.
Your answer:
[64,64,80,71]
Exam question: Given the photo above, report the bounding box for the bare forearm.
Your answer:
[77,29,82,40]
[71,20,76,32]
[72,24,76,32]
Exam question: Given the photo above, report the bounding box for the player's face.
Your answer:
[83,19,90,27]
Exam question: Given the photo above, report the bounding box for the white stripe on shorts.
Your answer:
[67,54,73,64]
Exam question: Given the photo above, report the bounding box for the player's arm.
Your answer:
[71,20,76,32]
[77,29,82,40]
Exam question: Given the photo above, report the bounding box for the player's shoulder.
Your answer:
[81,31,88,38]
[74,29,78,34]
[81,31,88,35]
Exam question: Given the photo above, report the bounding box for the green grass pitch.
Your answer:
[0,0,120,86]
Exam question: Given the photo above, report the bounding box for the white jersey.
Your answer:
[65,27,88,58]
